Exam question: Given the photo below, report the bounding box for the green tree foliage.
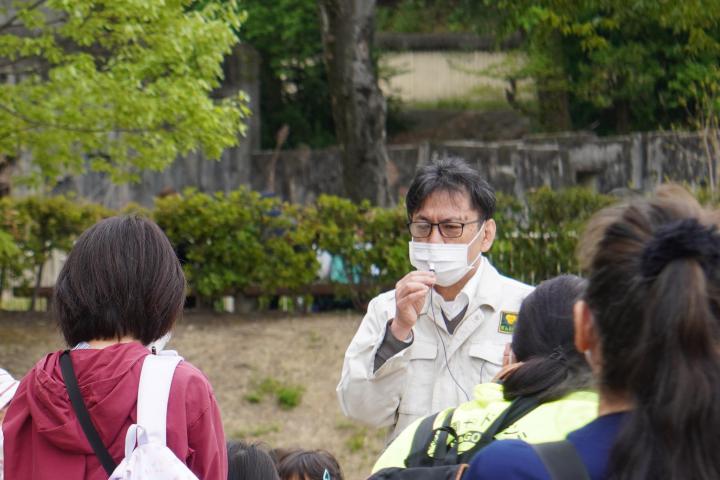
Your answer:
[0,0,249,186]
[236,0,335,149]
[490,0,720,134]
[0,198,25,293]
[377,0,499,34]
[11,196,111,309]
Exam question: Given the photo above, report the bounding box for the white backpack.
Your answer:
[108,352,199,480]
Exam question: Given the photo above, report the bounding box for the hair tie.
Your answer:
[549,345,566,363]
[640,218,720,279]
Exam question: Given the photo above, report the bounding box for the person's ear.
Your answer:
[479,219,496,252]
[574,300,598,353]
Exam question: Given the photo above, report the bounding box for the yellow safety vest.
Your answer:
[372,382,598,473]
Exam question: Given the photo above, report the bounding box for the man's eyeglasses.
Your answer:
[407,220,483,239]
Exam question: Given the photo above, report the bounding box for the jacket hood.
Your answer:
[23,342,149,454]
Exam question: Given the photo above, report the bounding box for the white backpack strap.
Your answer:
[136,352,183,445]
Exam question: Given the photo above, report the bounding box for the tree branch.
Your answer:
[0,102,175,135]
[0,0,48,33]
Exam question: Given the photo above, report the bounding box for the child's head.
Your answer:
[502,274,592,402]
[576,184,720,478]
[54,215,185,346]
[276,449,343,480]
[227,441,279,480]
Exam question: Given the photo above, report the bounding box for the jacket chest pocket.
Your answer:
[399,341,438,415]
[468,342,505,383]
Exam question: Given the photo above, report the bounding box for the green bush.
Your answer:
[489,187,616,284]
[154,188,318,305]
[0,197,29,294]
[1,187,624,310]
[9,196,111,309]
[304,195,410,308]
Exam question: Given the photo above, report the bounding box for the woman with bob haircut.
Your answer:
[3,215,227,479]
[467,184,720,479]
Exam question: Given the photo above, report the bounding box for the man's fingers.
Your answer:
[397,281,430,299]
[406,288,429,303]
[397,285,429,304]
[397,271,436,290]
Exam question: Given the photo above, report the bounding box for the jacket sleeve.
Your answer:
[185,379,228,480]
[336,293,416,428]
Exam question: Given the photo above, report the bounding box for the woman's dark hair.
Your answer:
[406,156,495,220]
[54,215,185,346]
[227,441,279,480]
[502,274,592,403]
[276,449,343,480]
[577,184,720,479]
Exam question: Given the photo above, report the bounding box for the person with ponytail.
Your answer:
[371,275,598,473]
[467,183,720,480]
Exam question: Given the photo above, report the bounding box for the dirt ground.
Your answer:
[0,310,386,480]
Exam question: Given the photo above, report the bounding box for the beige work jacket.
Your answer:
[336,260,533,440]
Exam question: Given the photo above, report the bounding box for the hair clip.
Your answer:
[323,468,331,480]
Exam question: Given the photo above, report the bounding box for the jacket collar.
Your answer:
[469,258,503,313]
[420,257,503,317]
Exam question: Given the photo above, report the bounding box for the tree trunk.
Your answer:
[318,0,390,206]
[537,82,572,132]
[0,154,16,198]
[534,32,572,132]
[30,261,44,312]
[614,99,631,134]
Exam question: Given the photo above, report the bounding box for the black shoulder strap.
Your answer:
[60,350,117,476]
[405,408,455,468]
[531,441,591,480]
[458,395,541,463]
[430,407,459,466]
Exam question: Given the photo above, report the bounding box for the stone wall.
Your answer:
[58,127,714,208]
[246,131,713,206]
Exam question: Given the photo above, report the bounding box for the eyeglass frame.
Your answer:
[407,219,484,239]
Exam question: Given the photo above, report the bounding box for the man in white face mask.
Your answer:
[337,157,534,441]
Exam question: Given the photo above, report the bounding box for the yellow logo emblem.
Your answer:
[499,311,518,334]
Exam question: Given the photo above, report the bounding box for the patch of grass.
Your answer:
[306,329,323,348]
[277,385,305,410]
[335,418,373,453]
[231,423,281,439]
[346,428,368,453]
[244,391,263,404]
[334,419,357,431]
[258,377,281,395]
[1,296,45,311]
[407,81,536,113]
[245,376,305,410]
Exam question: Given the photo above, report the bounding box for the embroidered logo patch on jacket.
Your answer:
[498,311,518,334]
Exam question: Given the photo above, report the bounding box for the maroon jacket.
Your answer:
[2,342,227,479]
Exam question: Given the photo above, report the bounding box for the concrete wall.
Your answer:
[249,131,714,206]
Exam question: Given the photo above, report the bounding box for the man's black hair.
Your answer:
[405,156,496,220]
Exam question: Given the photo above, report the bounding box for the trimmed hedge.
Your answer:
[1,187,626,310]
